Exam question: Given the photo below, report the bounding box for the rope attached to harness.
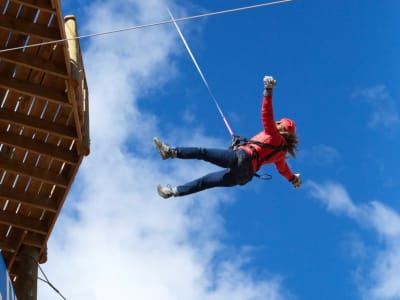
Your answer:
[230,135,287,180]
[168,9,235,137]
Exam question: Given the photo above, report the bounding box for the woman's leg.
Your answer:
[176,147,236,168]
[153,138,235,167]
[176,169,237,196]
[154,138,253,198]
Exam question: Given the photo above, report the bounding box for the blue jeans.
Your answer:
[174,147,254,196]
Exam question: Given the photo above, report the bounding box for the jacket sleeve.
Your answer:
[261,95,280,136]
[275,159,295,181]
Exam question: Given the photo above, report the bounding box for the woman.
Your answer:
[154,75,301,199]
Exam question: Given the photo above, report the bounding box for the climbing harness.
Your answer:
[230,136,287,161]
[230,135,287,180]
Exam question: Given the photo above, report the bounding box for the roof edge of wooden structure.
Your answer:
[0,0,90,280]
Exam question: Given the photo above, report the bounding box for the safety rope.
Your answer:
[37,263,67,300]
[166,0,293,138]
[0,0,294,53]
[167,8,235,137]
[20,252,68,300]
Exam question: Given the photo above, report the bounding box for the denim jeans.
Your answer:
[175,147,254,196]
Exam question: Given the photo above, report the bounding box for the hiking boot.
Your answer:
[157,185,177,199]
[153,137,177,160]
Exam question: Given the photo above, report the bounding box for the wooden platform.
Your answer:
[0,0,89,279]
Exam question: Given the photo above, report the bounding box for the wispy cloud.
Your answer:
[352,85,400,130]
[306,181,400,300]
[306,181,356,216]
[299,144,341,166]
[38,1,289,299]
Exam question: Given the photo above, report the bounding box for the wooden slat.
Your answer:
[0,0,90,277]
[0,75,70,106]
[0,14,60,41]
[0,186,58,212]
[0,239,17,253]
[0,211,49,235]
[0,51,68,78]
[0,230,24,256]
[23,233,45,248]
[10,0,56,13]
[0,0,27,104]
[0,109,77,139]
[0,156,68,187]
[0,131,79,164]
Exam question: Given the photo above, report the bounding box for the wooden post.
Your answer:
[65,15,91,156]
[64,15,79,79]
[14,246,40,300]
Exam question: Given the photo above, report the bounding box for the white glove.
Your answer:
[263,75,276,89]
[290,173,302,188]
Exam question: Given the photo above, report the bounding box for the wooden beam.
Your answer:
[0,51,68,78]
[0,211,49,235]
[9,0,56,14]
[0,75,70,106]
[0,186,58,212]
[0,156,68,187]
[0,109,77,140]
[0,131,79,164]
[0,231,24,255]
[23,233,46,249]
[0,239,17,253]
[0,14,60,41]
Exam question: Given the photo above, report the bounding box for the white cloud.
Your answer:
[352,85,400,129]
[305,181,356,216]
[367,242,400,300]
[298,144,341,166]
[306,181,400,300]
[38,1,289,299]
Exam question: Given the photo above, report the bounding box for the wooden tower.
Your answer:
[0,0,90,298]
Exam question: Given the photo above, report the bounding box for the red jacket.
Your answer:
[239,95,295,181]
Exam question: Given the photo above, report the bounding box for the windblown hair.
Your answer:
[279,130,299,158]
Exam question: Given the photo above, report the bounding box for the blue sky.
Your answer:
[39,1,399,299]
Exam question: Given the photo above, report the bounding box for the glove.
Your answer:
[290,173,302,189]
[263,75,276,89]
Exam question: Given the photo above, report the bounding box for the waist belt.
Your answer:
[248,145,259,159]
[248,144,284,164]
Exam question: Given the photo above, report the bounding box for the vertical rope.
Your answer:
[167,8,235,137]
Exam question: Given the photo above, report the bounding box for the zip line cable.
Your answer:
[37,263,67,300]
[167,8,235,137]
[0,0,294,53]
[21,253,68,300]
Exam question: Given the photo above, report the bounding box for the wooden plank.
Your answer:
[10,0,55,13]
[0,75,70,106]
[0,210,49,235]
[0,230,23,255]
[0,131,79,164]
[0,109,77,139]
[0,156,68,187]
[23,232,45,248]
[0,14,60,41]
[0,239,17,253]
[0,51,68,78]
[0,185,58,212]
[0,1,26,104]
[0,1,36,240]
[0,0,79,274]
[4,6,66,228]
